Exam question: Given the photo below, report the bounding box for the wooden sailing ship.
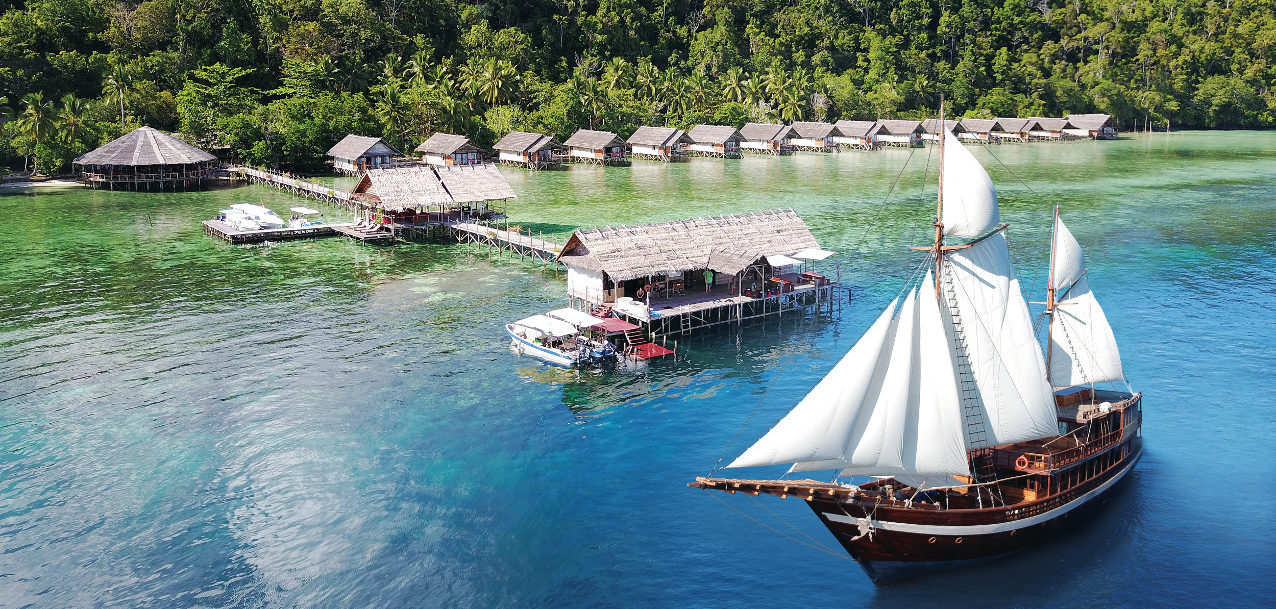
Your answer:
[690,116,1142,583]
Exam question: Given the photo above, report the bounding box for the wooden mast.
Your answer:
[934,98,946,297]
[1045,205,1060,387]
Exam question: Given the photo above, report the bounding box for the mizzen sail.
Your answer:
[1049,216,1125,388]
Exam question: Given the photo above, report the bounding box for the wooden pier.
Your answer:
[228,166,353,206]
[202,220,391,244]
[445,220,563,265]
[602,282,841,338]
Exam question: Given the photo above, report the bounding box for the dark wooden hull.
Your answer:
[812,437,1142,583]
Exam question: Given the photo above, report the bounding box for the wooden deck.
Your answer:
[445,221,563,264]
[202,220,391,244]
[228,166,353,205]
[607,282,841,337]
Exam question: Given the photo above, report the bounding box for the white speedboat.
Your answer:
[228,203,285,230]
[506,314,588,367]
[219,207,260,231]
[288,206,324,228]
[547,307,618,362]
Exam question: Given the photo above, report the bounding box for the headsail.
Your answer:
[940,131,1000,239]
[1048,216,1125,388]
[730,274,970,479]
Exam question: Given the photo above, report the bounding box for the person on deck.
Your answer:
[704,270,714,292]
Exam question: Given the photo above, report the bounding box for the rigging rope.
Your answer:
[707,494,855,562]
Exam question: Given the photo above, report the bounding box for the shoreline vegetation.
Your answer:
[2,0,1273,179]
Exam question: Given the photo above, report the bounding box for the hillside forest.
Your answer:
[2,0,1273,174]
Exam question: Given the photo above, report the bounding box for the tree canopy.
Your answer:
[2,0,1273,173]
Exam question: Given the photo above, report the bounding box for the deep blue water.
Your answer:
[1,132,1274,607]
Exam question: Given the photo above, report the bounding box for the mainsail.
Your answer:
[728,133,1059,477]
[1048,215,1125,388]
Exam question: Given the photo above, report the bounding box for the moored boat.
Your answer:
[690,109,1141,583]
[506,313,616,367]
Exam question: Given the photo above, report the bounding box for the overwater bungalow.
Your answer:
[993,118,1035,142]
[1064,114,1119,139]
[788,122,841,152]
[870,120,924,147]
[493,131,559,169]
[958,118,1003,143]
[327,134,403,174]
[564,129,627,165]
[415,133,483,166]
[434,164,517,218]
[1027,117,1073,140]
[920,118,966,143]
[832,120,877,149]
[73,126,217,190]
[626,126,691,161]
[739,123,794,155]
[557,209,838,336]
[685,125,742,158]
[350,163,515,227]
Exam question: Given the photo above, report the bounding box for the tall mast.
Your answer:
[1045,204,1060,387]
[934,97,946,298]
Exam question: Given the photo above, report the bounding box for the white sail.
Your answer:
[727,299,899,469]
[1049,217,1125,388]
[940,131,1001,239]
[944,234,1059,445]
[910,273,970,476]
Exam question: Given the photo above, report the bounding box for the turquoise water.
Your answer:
[1,133,1273,607]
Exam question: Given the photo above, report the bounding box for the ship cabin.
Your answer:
[992,118,1035,143]
[685,125,742,158]
[557,209,838,336]
[958,118,1003,143]
[1064,114,1119,139]
[493,131,559,169]
[870,119,924,148]
[415,133,483,166]
[833,120,877,149]
[327,134,403,174]
[739,123,794,154]
[788,122,841,152]
[626,126,691,161]
[73,126,217,190]
[920,118,966,143]
[1027,117,1073,140]
[350,164,514,227]
[564,129,627,165]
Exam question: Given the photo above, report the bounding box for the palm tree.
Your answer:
[405,50,430,87]
[665,76,691,118]
[59,94,91,148]
[722,67,746,103]
[104,63,129,130]
[577,77,605,129]
[13,92,55,174]
[602,57,631,93]
[382,54,402,82]
[743,78,762,106]
[476,58,516,106]
[375,80,405,145]
[635,61,659,101]
[763,63,786,105]
[778,86,804,122]
[686,72,709,113]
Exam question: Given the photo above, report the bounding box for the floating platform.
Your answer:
[202,220,392,244]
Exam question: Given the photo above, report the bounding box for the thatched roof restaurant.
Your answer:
[73,126,217,190]
[958,118,1003,142]
[739,123,794,154]
[832,120,876,149]
[686,125,742,157]
[328,135,402,174]
[493,131,559,169]
[435,164,517,203]
[351,164,515,217]
[920,119,966,142]
[563,129,627,164]
[557,209,821,306]
[415,133,482,166]
[870,120,924,147]
[626,126,691,161]
[788,122,841,151]
[1064,114,1118,139]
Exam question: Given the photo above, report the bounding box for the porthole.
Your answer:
[928,537,936,544]
[954,537,964,544]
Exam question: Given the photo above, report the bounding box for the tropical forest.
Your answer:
[2,0,1273,174]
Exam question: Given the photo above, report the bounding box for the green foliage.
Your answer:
[1,0,1274,173]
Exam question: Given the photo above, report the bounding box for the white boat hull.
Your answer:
[505,324,579,367]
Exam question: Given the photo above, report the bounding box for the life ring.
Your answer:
[1015,455,1029,470]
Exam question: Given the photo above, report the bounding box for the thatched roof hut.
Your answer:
[626,126,691,161]
[564,129,626,164]
[327,135,402,174]
[415,133,483,166]
[1027,117,1074,140]
[920,119,966,142]
[435,164,517,203]
[833,120,877,149]
[493,131,559,168]
[557,209,820,282]
[351,166,452,212]
[686,125,742,157]
[1064,114,1118,139]
[993,118,1035,141]
[73,126,217,190]
[788,122,841,151]
[739,123,793,154]
[958,118,1003,142]
[870,120,924,147]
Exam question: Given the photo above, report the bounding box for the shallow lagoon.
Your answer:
[1,132,1273,607]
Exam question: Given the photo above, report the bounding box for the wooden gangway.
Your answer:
[228,166,352,205]
[444,221,563,264]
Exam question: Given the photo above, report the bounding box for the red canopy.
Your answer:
[594,317,640,333]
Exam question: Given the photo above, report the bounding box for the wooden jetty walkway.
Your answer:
[203,220,392,244]
[227,166,353,206]
[443,220,563,264]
